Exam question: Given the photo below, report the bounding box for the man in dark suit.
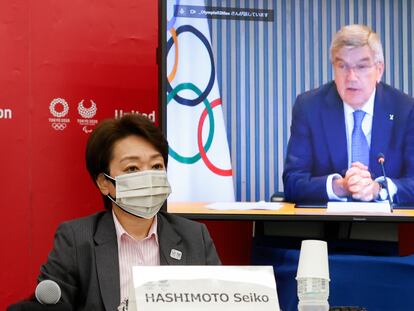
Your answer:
[37,114,220,311]
[283,24,414,204]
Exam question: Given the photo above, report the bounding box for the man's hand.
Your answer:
[332,162,381,201]
[350,177,381,201]
[332,176,351,198]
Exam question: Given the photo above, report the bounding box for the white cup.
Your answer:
[296,240,330,280]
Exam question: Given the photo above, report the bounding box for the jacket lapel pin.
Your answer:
[170,249,182,260]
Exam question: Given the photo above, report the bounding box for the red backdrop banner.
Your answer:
[0,1,252,308]
[0,1,158,308]
[0,0,31,305]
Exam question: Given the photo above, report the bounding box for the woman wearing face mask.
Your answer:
[37,114,221,311]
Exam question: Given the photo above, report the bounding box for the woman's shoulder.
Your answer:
[57,210,110,234]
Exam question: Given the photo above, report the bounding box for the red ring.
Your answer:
[197,98,233,176]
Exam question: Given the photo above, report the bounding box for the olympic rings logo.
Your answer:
[166,11,233,176]
[78,100,97,119]
[49,98,69,118]
[51,123,67,131]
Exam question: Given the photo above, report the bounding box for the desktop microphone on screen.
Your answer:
[377,153,393,212]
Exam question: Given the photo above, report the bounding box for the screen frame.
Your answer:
[158,0,167,134]
[166,201,414,223]
[158,0,414,223]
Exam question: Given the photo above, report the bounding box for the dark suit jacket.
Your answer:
[283,81,414,204]
[39,210,221,311]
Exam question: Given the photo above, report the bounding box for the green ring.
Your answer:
[167,82,215,164]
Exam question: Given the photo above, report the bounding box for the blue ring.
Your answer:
[166,25,215,107]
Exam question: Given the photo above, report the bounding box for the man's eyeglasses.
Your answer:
[334,62,377,75]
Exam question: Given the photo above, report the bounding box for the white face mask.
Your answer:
[104,170,171,219]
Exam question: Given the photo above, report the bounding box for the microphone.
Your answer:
[7,280,71,311]
[377,153,393,212]
[35,280,61,304]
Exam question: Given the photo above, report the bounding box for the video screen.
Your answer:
[160,0,414,216]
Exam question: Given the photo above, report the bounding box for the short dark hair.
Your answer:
[85,114,169,209]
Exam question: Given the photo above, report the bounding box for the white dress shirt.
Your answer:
[326,89,397,201]
[112,211,160,304]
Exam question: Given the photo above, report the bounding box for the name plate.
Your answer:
[130,266,280,311]
[327,201,391,214]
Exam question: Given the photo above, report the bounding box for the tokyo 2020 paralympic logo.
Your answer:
[77,100,97,119]
[77,100,98,133]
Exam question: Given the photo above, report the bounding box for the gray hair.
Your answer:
[330,24,384,63]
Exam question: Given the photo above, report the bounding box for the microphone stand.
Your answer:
[378,155,393,213]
